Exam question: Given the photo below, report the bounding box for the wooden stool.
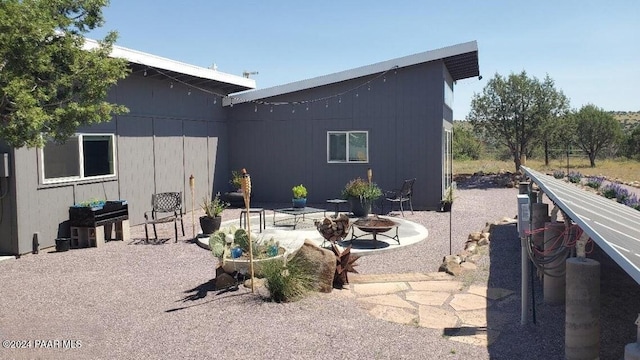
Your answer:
[240,208,265,232]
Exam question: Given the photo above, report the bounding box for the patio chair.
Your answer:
[383,178,416,217]
[144,192,185,243]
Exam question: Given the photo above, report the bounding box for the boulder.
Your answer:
[443,254,462,264]
[215,273,237,290]
[465,242,478,254]
[439,260,462,276]
[468,232,482,241]
[291,239,337,293]
[478,237,489,246]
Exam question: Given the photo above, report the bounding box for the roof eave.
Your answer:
[225,40,478,106]
[83,38,256,93]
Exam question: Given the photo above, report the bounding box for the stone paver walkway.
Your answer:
[339,272,514,347]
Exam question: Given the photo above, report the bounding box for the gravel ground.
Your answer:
[0,176,637,359]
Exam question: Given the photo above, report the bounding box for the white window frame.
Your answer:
[327,131,369,163]
[40,133,117,184]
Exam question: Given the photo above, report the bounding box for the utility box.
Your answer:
[517,194,530,237]
[0,153,9,177]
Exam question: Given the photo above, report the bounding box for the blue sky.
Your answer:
[88,1,639,119]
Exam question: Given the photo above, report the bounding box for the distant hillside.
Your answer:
[610,111,640,132]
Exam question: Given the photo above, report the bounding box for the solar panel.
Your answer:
[521,166,640,285]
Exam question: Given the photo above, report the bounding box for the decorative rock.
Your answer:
[465,242,478,254]
[244,277,266,288]
[443,254,462,264]
[439,260,462,276]
[215,273,237,290]
[477,237,489,246]
[468,232,482,241]
[460,262,477,272]
[291,239,336,293]
[481,232,490,240]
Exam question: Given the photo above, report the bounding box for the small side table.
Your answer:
[240,208,265,232]
[326,199,348,217]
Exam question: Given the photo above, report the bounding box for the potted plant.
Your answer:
[342,177,382,217]
[200,193,228,235]
[223,170,247,208]
[439,186,454,212]
[292,184,307,208]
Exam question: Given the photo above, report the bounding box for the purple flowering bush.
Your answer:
[567,171,582,184]
[585,176,604,190]
[552,170,565,179]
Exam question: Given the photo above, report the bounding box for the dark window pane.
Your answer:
[83,135,113,177]
[43,138,80,179]
[329,133,346,161]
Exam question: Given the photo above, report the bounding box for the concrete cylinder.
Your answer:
[532,203,550,250]
[565,257,600,360]
[543,222,566,305]
[519,182,529,195]
[625,343,640,360]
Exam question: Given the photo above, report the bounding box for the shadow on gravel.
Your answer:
[484,223,565,359]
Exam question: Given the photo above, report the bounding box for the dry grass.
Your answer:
[454,158,640,183]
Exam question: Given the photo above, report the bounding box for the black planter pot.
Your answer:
[55,238,71,252]
[438,201,452,212]
[223,190,249,208]
[348,197,372,218]
[199,216,222,235]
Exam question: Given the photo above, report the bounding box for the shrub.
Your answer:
[552,170,565,179]
[601,183,631,204]
[567,171,582,183]
[624,194,640,211]
[261,255,317,303]
[601,183,618,199]
[585,176,604,189]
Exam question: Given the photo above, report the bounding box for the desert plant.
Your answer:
[261,255,317,302]
[292,184,307,199]
[585,176,604,189]
[341,177,382,201]
[201,193,228,218]
[567,171,582,183]
[552,170,565,179]
[614,187,631,204]
[229,170,243,190]
[442,186,455,204]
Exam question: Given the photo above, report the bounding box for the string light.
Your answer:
[147,64,397,110]
[188,90,191,95]
[254,105,258,112]
[143,69,147,77]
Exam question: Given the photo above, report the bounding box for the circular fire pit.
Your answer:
[349,216,400,248]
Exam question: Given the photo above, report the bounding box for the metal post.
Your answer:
[519,182,529,325]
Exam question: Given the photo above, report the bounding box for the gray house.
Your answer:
[0,40,478,256]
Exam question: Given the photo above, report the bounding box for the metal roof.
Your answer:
[521,166,640,285]
[83,38,255,94]
[226,41,479,105]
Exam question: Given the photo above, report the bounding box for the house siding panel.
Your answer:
[228,61,446,209]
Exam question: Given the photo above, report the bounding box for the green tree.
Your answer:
[571,104,623,167]
[622,126,640,159]
[452,122,483,160]
[468,71,568,171]
[0,0,129,148]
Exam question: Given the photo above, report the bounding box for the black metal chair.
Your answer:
[383,178,416,217]
[144,192,185,243]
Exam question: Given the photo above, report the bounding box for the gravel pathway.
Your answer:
[0,176,637,359]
